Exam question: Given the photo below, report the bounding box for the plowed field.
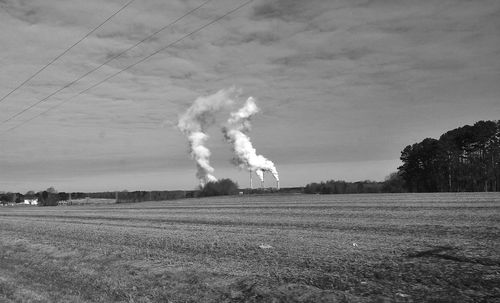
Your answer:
[1,193,499,302]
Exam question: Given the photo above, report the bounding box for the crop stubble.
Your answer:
[0,193,499,302]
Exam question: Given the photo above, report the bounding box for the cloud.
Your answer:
[0,0,46,25]
[1,0,500,191]
[251,0,331,21]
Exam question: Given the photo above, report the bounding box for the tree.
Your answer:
[199,179,239,197]
[399,120,500,192]
[0,193,12,205]
[381,172,406,193]
[37,191,59,206]
[398,138,447,192]
[46,187,58,194]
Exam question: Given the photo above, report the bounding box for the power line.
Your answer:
[0,0,213,125]
[0,0,135,104]
[0,0,254,135]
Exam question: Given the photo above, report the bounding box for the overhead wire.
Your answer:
[0,0,254,136]
[0,0,136,104]
[0,0,213,126]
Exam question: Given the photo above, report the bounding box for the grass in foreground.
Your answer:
[0,193,499,302]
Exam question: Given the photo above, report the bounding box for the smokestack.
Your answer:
[261,172,264,189]
[249,170,253,189]
[276,180,280,190]
[222,97,280,185]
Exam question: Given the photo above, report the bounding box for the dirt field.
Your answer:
[0,193,499,302]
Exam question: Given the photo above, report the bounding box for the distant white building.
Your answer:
[24,198,38,205]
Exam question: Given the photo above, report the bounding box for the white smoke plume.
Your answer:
[222,97,279,183]
[177,88,238,186]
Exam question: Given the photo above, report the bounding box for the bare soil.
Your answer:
[0,193,499,302]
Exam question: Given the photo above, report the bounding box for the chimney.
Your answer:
[250,171,253,189]
[276,180,280,190]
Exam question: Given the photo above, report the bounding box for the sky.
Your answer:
[0,0,499,193]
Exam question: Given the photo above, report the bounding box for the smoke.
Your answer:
[178,88,279,186]
[222,97,279,182]
[177,88,238,186]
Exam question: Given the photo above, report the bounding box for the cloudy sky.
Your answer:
[0,0,499,192]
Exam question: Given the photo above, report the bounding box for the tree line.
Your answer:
[398,120,499,192]
[304,175,406,195]
[1,180,241,206]
[305,120,499,194]
[3,121,498,205]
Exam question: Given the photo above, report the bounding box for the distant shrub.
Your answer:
[199,179,239,197]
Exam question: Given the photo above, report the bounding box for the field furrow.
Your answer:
[0,193,499,302]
